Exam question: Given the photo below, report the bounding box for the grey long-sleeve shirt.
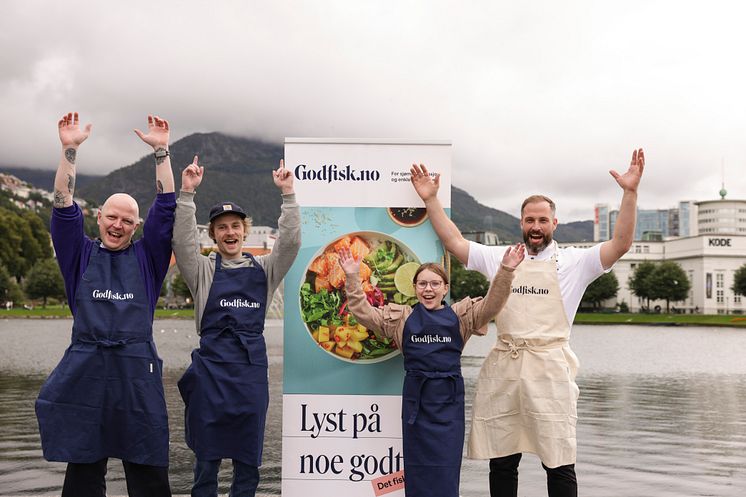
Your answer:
[172,190,301,334]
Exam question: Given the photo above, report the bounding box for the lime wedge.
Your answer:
[394,262,420,297]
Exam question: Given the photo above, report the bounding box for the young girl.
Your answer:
[338,244,524,497]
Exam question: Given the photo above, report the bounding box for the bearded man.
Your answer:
[410,149,644,497]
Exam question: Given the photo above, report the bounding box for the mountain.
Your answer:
[451,187,593,242]
[78,133,284,224]
[0,166,102,194]
[12,132,593,240]
[554,220,594,243]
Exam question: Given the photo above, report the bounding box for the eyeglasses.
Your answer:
[415,280,444,290]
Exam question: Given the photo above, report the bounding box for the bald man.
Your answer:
[35,112,176,497]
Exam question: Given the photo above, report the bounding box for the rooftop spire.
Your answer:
[719,158,727,199]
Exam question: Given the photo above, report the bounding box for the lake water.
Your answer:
[1,319,745,496]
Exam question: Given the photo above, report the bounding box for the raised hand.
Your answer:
[338,248,360,274]
[609,148,645,193]
[182,155,204,192]
[58,112,92,149]
[273,159,294,194]
[501,243,526,269]
[409,163,440,202]
[133,115,170,150]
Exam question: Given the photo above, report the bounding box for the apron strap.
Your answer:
[204,326,264,364]
[406,370,461,425]
[74,336,152,348]
[495,336,568,359]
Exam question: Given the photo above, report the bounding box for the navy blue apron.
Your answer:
[401,303,464,497]
[35,244,168,466]
[178,253,269,465]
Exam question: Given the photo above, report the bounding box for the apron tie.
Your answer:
[495,335,568,359]
[75,336,151,348]
[406,370,461,425]
[500,337,527,359]
[206,326,264,364]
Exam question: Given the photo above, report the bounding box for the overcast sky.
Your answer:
[2,0,745,221]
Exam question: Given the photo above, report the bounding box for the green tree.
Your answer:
[649,261,690,313]
[20,210,52,259]
[0,264,24,305]
[732,264,746,297]
[0,207,49,280]
[582,271,619,309]
[628,261,657,311]
[24,258,66,308]
[172,271,192,300]
[449,255,489,301]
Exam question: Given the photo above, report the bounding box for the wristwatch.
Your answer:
[154,148,170,159]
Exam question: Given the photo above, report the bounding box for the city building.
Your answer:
[463,230,500,246]
[584,190,746,314]
[594,201,697,241]
[567,233,746,314]
[695,192,746,235]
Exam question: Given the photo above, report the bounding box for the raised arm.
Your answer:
[134,115,175,194]
[53,112,92,208]
[339,248,388,334]
[259,159,301,295]
[600,148,645,269]
[410,163,470,264]
[172,156,205,293]
[470,243,524,329]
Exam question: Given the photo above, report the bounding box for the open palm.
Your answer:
[610,148,645,192]
[58,112,92,147]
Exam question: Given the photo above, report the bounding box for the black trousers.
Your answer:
[61,458,171,497]
[489,453,577,497]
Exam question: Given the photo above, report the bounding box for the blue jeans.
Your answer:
[191,459,259,497]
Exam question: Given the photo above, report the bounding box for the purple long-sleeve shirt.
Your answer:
[51,193,176,316]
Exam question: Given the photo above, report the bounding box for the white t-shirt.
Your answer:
[467,241,608,325]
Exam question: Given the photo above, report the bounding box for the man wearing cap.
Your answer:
[172,155,300,497]
[36,112,175,497]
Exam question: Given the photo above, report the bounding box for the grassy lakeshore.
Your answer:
[4,306,746,327]
[574,312,746,327]
[0,306,194,319]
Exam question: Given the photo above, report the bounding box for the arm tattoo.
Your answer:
[54,189,66,208]
[155,147,167,166]
[64,148,76,164]
[157,179,164,194]
[67,173,75,194]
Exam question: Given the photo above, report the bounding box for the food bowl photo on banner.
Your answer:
[299,231,421,363]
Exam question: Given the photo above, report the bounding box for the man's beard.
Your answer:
[523,230,552,254]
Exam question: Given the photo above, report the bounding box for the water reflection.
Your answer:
[1,321,746,496]
[0,319,284,496]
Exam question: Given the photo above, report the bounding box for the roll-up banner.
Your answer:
[282,139,452,497]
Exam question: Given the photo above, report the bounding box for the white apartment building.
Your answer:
[565,234,746,314]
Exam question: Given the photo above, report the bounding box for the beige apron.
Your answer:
[467,246,580,468]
